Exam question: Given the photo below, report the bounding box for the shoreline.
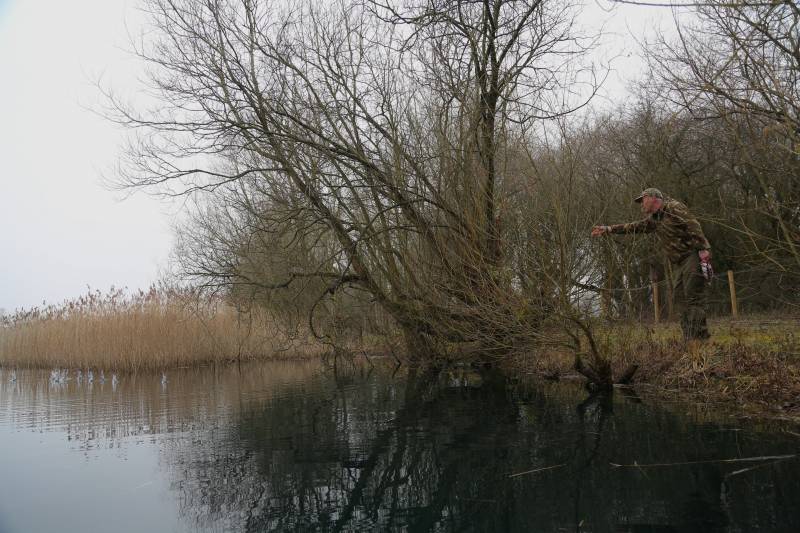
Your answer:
[517,316,800,423]
[4,312,799,422]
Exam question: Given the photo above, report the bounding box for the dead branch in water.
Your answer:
[610,454,796,469]
[508,464,566,478]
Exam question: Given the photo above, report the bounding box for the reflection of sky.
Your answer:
[0,429,188,533]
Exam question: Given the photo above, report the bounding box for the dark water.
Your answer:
[0,361,798,533]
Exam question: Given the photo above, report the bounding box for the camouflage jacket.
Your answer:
[609,199,711,264]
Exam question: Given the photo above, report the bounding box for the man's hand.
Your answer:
[699,249,713,282]
[591,225,610,237]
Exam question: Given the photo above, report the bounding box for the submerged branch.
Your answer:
[610,454,797,469]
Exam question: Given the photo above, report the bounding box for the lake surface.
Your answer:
[1,360,798,532]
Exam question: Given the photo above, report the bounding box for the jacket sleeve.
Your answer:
[608,217,657,235]
[669,203,711,250]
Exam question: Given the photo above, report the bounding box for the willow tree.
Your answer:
[114,0,598,357]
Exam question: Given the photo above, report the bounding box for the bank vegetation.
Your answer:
[0,286,326,371]
[5,1,799,385]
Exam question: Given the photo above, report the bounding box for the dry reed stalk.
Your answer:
[0,286,325,371]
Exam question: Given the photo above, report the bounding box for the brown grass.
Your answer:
[520,316,800,418]
[0,286,326,371]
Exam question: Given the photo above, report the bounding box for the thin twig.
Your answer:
[610,454,796,468]
[725,457,794,479]
[508,463,566,478]
[607,0,780,7]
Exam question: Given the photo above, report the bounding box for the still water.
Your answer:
[0,360,798,533]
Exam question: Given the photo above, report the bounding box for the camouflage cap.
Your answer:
[634,187,664,203]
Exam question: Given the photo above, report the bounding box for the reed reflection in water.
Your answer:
[0,361,799,532]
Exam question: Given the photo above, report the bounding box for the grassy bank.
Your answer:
[523,316,800,419]
[0,287,325,371]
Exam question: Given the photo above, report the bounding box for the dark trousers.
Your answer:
[673,252,710,340]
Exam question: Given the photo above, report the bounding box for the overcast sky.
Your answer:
[0,0,174,312]
[0,0,675,312]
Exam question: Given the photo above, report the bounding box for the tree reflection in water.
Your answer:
[162,364,800,532]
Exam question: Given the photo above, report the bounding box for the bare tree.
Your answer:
[109,0,600,357]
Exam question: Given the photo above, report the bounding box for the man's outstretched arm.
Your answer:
[591,218,656,237]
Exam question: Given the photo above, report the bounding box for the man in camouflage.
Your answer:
[591,188,712,341]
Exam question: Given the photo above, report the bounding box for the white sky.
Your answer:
[0,0,676,312]
[0,0,174,312]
